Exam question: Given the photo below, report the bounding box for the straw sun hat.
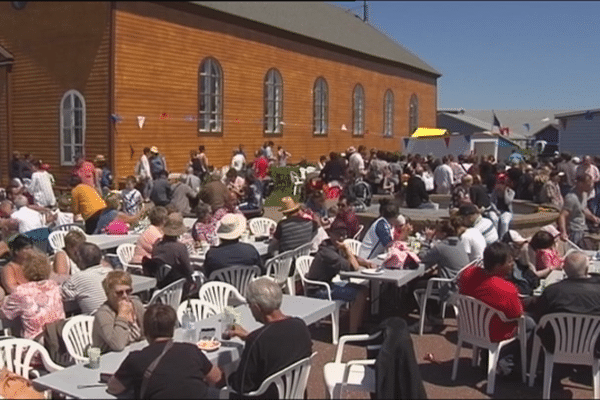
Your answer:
[217,213,247,240]
[279,197,301,214]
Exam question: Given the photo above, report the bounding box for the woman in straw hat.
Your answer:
[151,213,194,287]
[203,213,263,278]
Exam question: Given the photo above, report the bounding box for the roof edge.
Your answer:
[555,108,600,118]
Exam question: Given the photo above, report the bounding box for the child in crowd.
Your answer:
[121,175,143,216]
[529,230,564,278]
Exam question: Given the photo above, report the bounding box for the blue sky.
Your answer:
[330,1,600,111]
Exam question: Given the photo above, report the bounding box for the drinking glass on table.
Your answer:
[220,313,235,340]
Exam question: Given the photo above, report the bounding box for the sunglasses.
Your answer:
[114,288,133,296]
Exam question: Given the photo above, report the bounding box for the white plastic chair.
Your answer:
[62,315,94,364]
[296,255,343,345]
[323,332,382,398]
[147,278,186,309]
[247,217,277,237]
[305,166,317,175]
[413,258,482,336]
[116,243,141,272]
[353,225,364,240]
[290,171,304,196]
[342,239,362,257]
[208,265,261,297]
[265,249,296,294]
[51,224,85,233]
[198,281,246,314]
[176,299,219,325]
[0,338,63,378]
[450,294,527,395]
[227,352,316,399]
[528,313,600,399]
[48,230,69,253]
[298,167,307,181]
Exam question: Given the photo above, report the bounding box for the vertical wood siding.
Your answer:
[559,114,600,157]
[113,2,437,179]
[0,2,111,186]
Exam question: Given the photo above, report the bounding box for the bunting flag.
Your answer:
[341,124,348,131]
[183,115,197,122]
[465,135,471,143]
[523,123,530,132]
[110,114,123,123]
[444,137,450,148]
[159,113,170,120]
[137,116,146,129]
[129,143,135,159]
[403,138,410,148]
[492,111,502,133]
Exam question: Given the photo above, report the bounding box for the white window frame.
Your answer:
[409,94,419,134]
[199,58,223,133]
[353,84,365,136]
[264,68,283,134]
[313,77,328,135]
[383,89,394,137]
[59,90,86,166]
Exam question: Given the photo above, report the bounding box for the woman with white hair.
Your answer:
[225,277,312,397]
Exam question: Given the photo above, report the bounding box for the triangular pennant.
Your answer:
[444,137,450,148]
[341,124,348,131]
[110,114,123,123]
[159,113,170,120]
[137,116,145,129]
[184,115,196,122]
[403,138,410,148]
[129,143,135,159]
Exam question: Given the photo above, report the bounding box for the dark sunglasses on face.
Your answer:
[114,288,133,296]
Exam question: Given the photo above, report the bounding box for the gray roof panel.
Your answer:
[189,1,441,77]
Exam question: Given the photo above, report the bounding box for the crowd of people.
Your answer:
[2,140,600,397]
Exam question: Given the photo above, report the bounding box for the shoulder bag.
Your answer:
[139,340,174,399]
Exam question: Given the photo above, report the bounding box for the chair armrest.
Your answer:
[341,359,377,389]
[334,332,382,363]
[301,278,333,301]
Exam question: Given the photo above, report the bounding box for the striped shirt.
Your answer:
[61,264,113,314]
[360,217,393,260]
[273,216,318,253]
[474,215,498,245]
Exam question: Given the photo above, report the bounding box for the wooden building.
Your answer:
[0,1,440,185]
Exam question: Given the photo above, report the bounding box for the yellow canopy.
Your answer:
[411,128,448,138]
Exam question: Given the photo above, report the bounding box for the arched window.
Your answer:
[264,68,283,134]
[383,90,394,137]
[60,90,85,166]
[409,94,418,134]
[313,77,328,135]
[353,84,365,135]
[198,57,223,133]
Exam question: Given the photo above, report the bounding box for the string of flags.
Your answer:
[108,113,392,136]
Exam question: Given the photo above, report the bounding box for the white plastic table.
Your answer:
[86,233,140,251]
[33,295,335,399]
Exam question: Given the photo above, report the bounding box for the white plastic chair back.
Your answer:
[0,338,63,378]
[342,239,362,257]
[62,315,94,364]
[295,255,314,292]
[48,231,68,253]
[176,299,219,325]
[208,265,261,297]
[198,281,246,314]
[148,278,186,309]
[52,224,85,233]
[239,353,316,398]
[248,217,277,237]
[290,171,304,196]
[265,250,295,292]
[353,225,364,240]
[293,242,313,259]
[305,166,317,174]
[116,243,137,271]
[298,167,307,181]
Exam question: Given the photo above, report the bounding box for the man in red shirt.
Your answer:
[253,150,269,180]
[458,241,523,342]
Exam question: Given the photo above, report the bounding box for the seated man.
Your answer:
[226,277,312,397]
[333,195,360,240]
[170,174,197,217]
[108,304,223,399]
[203,213,264,278]
[61,242,114,314]
[457,203,498,245]
[458,241,525,343]
[305,220,373,333]
[528,251,600,355]
[268,197,318,255]
[11,195,45,234]
[359,198,400,260]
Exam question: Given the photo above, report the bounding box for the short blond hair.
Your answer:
[102,270,132,295]
[22,249,51,282]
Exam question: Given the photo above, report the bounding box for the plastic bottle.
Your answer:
[182,303,196,342]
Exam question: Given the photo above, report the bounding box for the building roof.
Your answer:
[438,111,491,131]
[0,44,13,63]
[439,109,571,140]
[190,1,441,77]
[555,109,600,118]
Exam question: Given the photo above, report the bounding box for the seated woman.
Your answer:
[237,171,262,215]
[53,229,86,275]
[0,249,65,340]
[192,202,218,247]
[1,235,34,294]
[93,193,144,235]
[359,198,401,260]
[131,206,167,265]
[529,230,564,279]
[92,270,145,353]
[108,304,223,398]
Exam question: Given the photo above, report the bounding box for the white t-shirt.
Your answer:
[12,206,45,233]
[349,153,365,176]
[29,171,56,207]
[460,227,486,262]
[231,153,246,171]
[433,164,454,194]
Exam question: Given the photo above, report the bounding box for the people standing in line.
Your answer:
[558,173,600,249]
[28,160,56,208]
[94,154,113,195]
[433,156,454,195]
[134,147,153,201]
[149,147,167,181]
[149,170,172,207]
[197,146,210,182]
[277,146,291,167]
[230,148,246,172]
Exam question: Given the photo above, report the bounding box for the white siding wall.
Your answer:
[559,114,600,157]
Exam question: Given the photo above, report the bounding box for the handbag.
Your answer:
[139,340,174,399]
[0,368,44,399]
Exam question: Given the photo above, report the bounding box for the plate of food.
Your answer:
[197,339,221,352]
[361,268,384,275]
